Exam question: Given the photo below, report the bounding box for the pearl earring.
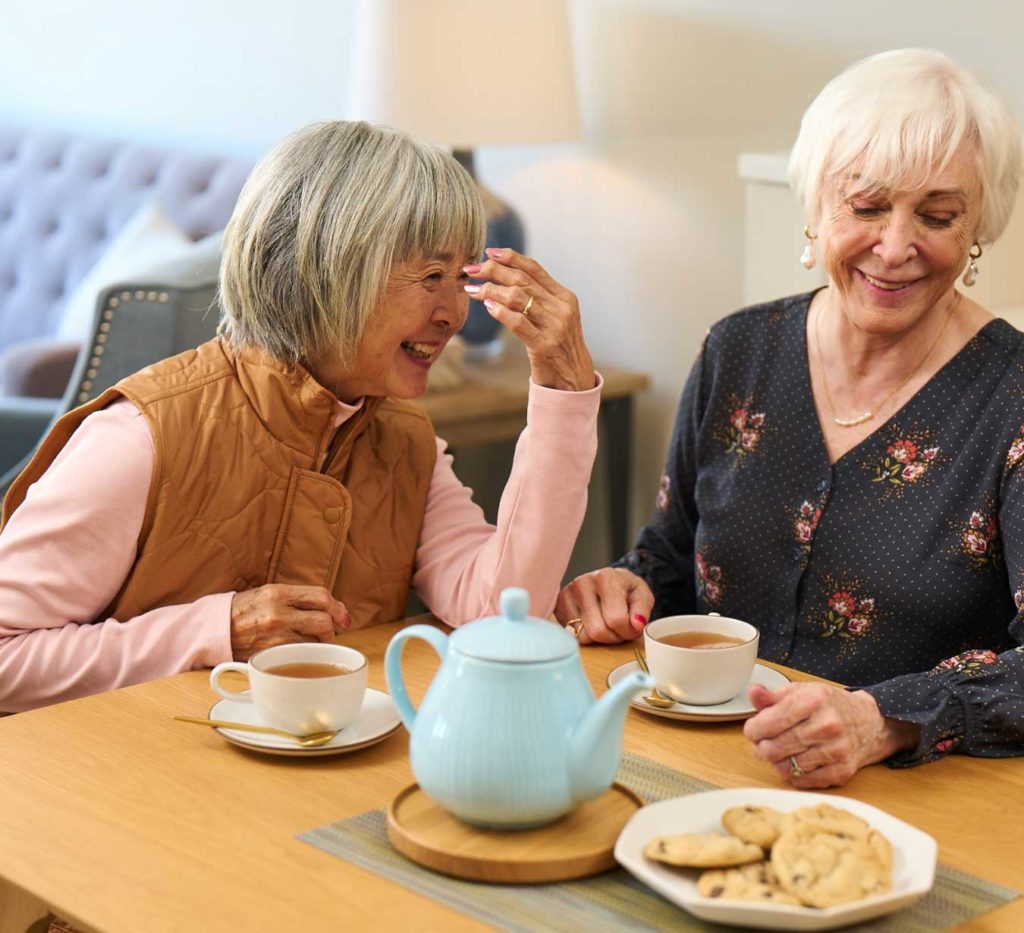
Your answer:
[800,227,817,270]
[962,242,982,287]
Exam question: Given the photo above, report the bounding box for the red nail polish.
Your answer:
[635,614,648,625]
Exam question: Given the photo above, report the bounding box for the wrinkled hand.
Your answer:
[742,682,919,788]
[556,567,653,645]
[230,584,351,660]
[464,247,595,391]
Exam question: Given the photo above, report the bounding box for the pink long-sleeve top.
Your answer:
[0,377,600,711]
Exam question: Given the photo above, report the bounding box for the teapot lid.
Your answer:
[451,588,578,663]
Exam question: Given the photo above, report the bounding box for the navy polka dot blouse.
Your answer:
[618,291,1024,767]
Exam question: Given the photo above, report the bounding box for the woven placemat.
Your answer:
[300,752,1018,932]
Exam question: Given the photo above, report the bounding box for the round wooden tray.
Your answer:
[386,782,642,883]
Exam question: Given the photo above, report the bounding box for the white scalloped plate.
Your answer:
[615,787,937,930]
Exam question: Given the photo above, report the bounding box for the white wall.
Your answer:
[4,0,1024,557]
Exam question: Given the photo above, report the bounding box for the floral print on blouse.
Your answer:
[618,291,1024,767]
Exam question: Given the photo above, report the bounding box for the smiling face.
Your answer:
[818,148,981,336]
[311,253,473,403]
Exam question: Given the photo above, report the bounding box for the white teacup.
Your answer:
[209,643,367,735]
[643,614,759,706]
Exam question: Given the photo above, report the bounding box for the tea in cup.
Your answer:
[643,614,759,705]
[209,642,367,734]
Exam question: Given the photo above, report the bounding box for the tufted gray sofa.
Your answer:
[0,122,252,481]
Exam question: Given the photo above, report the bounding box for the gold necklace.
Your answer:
[814,295,958,428]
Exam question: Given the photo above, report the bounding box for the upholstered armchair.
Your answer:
[0,122,250,484]
[0,242,226,494]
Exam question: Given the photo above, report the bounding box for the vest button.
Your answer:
[323,506,341,524]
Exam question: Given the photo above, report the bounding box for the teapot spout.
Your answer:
[567,671,654,805]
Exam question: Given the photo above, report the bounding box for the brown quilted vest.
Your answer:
[2,338,437,627]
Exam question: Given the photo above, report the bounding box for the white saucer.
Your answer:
[207,688,402,757]
[606,660,790,722]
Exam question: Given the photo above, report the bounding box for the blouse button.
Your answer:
[815,478,828,492]
[323,506,341,524]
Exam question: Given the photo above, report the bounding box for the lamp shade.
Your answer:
[350,0,580,148]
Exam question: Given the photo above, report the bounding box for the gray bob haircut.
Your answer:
[218,121,486,366]
[789,48,1022,244]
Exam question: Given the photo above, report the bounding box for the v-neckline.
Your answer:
[796,293,1005,469]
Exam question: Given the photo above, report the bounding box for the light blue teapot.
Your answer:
[385,587,654,829]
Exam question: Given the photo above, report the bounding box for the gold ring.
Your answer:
[789,755,804,777]
[565,617,583,637]
[521,296,534,318]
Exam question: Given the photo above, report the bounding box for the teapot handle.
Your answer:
[384,624,449,732]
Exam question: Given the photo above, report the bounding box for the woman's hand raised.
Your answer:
[464,248,595,392]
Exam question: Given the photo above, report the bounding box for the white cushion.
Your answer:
[56,202,193,341]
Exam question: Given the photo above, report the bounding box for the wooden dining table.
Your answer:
[0,616,1021,932]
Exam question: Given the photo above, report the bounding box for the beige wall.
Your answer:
[4,0,1024,563]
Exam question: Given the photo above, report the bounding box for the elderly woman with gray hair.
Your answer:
[0,121,599,711]
[559,48,1024,784]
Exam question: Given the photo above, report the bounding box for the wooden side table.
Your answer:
[416,352,650,557]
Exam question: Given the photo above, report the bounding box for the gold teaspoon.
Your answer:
[173,715,338,748]
[632,649,676,709]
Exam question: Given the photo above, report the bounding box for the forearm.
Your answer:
[849,690,922,764]
[0,594,233,712]
[0,399,232,710]
[861,646,1024,766]
[413,378,601,624]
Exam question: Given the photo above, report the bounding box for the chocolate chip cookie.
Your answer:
[643,833,764,868]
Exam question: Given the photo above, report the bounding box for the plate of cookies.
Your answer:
[614,787,937,930]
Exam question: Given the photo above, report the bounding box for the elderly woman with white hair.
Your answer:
[558,48,1024,785]
[0,121,599,711]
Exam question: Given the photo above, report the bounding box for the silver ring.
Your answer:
[521,296,534,318]
[789,755,804,777]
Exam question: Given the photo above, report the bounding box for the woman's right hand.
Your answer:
[230,584,351,660]
[464,248,595,393]
[555,568,653,645]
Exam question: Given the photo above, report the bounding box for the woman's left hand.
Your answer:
[465,248,595,391]
[742,682,920,788]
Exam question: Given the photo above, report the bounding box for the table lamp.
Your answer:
[350,0,580,360]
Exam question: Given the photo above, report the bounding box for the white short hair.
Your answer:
[789,49,1022,244]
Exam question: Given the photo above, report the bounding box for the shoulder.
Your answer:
[117,339,234,406]
[703,290,815,358]
[974,316,1024,361]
